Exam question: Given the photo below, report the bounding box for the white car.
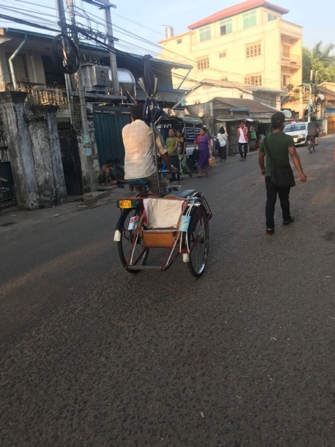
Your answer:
[284,122,308,146]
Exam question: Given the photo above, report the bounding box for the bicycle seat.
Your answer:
[127,178,149,186]
[169,189,197,199]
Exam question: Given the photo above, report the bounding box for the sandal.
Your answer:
[266,228,274,235]
[196,175,202,178]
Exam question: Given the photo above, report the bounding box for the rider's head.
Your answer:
[131,104,143,121]
[311,115,316,121]
[168,128,176,137]
[271,112,286,131]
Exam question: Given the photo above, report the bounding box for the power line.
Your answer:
[10,0,59,12]
[0,4,285,100]
[0,4,62,26]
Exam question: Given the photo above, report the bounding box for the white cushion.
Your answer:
[143,198,184,229]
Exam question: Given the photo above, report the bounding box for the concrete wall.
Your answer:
[185,84,279,109]
[0,92,67,210]
[0,92,39,209]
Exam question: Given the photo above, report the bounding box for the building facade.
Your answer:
[160,0,302,93]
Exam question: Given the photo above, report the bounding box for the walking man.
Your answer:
[258,112,307,234]
[237,121,248,161]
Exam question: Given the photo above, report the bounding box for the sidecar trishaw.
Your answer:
[114,180,212,277]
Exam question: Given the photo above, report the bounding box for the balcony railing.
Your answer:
[281,53,302,67]
[4,83,68,107]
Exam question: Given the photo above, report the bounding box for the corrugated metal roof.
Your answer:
[188,0,289,30]
[0,28,193,70]
[212,97,279,113]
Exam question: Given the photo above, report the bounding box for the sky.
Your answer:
[0,0,334,58]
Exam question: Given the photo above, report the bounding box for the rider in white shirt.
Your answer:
[122,104,177,194]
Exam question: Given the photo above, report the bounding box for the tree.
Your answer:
[311,42,335,66]
[303,42,335,83]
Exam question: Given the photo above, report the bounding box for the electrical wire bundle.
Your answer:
[51,33,80,74]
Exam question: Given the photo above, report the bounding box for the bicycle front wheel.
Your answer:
[116,208,149,273]
[187,205,210,278]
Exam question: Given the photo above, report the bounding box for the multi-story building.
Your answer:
[159,0,303,94]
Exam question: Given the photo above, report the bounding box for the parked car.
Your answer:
[284,122,308,146]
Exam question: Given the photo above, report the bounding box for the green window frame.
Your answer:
[199,25,211,42]
[268,13,277,21]
[243,10,257,29]
[220,18,233,36]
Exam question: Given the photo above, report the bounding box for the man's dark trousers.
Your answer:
[239,143,248,159]
[265,176,291,228]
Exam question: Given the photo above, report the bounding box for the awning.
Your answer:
[258,119,271,123]
[215,113,249,122]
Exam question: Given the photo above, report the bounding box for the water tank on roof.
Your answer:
[108,67,136,96]
[81,64,136,96]
[165,26,174,39]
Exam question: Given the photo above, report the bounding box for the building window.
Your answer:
[177,38,182,44]
[220,18,232,35]
[199,25,211,42]
[243,10,257,29]
[219,52,227,58]
[282,44,290,58]
[6,53,29,83]
[283,74,291,87]
[197,56,210,70]
[268,13,277,21]
[246,43,261,59]
[245,74,262,86]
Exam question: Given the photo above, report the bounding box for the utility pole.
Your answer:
[67,0,96,192]
[308,69,313,122]
[83,0,119,95]
[55,0,74,124]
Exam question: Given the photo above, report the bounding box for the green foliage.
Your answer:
[303,41,335,83]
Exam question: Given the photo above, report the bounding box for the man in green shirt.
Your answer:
[259,112,307,234]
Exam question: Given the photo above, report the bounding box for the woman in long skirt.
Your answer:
[195,128,213,177]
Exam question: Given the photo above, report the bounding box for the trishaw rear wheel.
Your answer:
[116,208,149,273]
[187,205,209,278]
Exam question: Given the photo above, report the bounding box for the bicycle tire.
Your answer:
[187,205,210,278]
[116,208,149,273]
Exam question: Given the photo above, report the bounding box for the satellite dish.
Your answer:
[282,109,292,119]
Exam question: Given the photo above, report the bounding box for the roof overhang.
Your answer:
[216,113,249,122]
[188,0,289,30]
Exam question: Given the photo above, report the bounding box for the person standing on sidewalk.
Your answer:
[217,127,228,162]
[258,112,307,235]
[176,130,192,178]
[166,128,180,182]
[237,121,248,161]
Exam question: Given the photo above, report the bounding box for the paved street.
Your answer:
[1,136,335,447]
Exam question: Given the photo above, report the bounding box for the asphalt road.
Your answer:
[1,136,335,447]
